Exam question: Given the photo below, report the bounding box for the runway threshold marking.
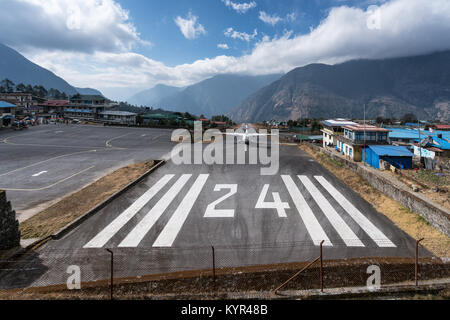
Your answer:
[0,150,97,177]
[153,174,209,247]
[119,174,192,248]
[83,174,175,248]
[298,176,364,247]
[281,175,332,246]
[0,166,95,192]
[314,176,396,247]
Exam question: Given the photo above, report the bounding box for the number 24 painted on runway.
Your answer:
[204,184,289,218]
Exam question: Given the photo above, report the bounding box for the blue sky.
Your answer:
[117,0,326,66]
[1,0,450,100]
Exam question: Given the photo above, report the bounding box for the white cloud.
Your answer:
[4,0,450,101]
[222,0,257,14]
[217,43,230,49]
[258,12,283,26]
[0,0,147,53]
[174,12,206,40]
[224,27,258,42]
[259,11,298,26]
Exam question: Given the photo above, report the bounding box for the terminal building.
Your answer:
[336,124,390,162]
[63,94,117,121]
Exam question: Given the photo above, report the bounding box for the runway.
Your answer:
[0,126,427,288]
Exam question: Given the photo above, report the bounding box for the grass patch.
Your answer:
[19,161,155,239]
[413,170,448,187]
[299,144,450,258]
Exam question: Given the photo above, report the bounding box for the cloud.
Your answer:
[222,0,257,14]
[224,27,258,42]
[174,12,206,40]
[5,0,450,101]
[217,43,230,49]
[258,12,283,26]
[259,11,297,26]
[0,0,147,53]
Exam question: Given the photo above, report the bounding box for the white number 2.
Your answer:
[255,184,289,217]
[204,184,237,218]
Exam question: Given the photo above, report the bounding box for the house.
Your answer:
[212,121,227,127]
[336,124,390,161]
[37,100,68,119]
[431,124,450,131]
[362,145,414,169]
[0,100,16,128]
[64,95,117,121]
[0,93,33,116]
[142,113,180,125]
[100,111,137,125]
[321,119,358,148]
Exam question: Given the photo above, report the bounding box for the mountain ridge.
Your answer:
[229,51,450,122]
[0,43,103,97]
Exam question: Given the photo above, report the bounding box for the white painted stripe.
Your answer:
[281,175,332,246]
[299,176,364,247]
[83,174,174,248]
[118,174,192,247]
[153,174,209,247]
[314,176,396,247]
[32,171,47,177]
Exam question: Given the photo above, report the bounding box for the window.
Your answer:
[349,148,353,157]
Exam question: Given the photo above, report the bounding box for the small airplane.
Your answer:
[223,124,278,145]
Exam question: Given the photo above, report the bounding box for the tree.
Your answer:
[401,113,417,124]
[375,116,384,124]
[0,78,15,92]
[15,83,26,92]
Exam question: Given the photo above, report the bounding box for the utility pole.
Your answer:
[363,103,367,165]
[418,118,422,165]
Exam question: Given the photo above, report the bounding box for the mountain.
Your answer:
[0,43,78,95]
[156,74,282,117]
[230,51,450,122]
[0,43,105,97]
[127,84,184,107]
[75,87,104,96]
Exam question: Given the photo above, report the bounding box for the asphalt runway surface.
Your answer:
[0,124,428,289]
[0,124,175,219]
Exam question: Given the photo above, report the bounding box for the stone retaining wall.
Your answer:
[306,144,450,237]
[0,190,20,250]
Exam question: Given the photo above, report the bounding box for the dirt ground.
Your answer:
[19,161,155,239]
[299,144,450,258]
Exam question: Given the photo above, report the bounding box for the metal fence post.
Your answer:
[320,240,324,292]
[415,238,424,286]
[212,246,216,283]
[106,249,114,300]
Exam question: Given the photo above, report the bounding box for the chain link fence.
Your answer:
[0,238,449,299]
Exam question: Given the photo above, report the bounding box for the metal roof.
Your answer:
[321,119,357,127]
[100,111,136,116]
[0,100,16,108]
[368,145,413,157]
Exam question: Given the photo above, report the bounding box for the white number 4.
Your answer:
[255,184,289,217]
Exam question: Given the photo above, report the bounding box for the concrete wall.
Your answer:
[0,190,20,250]
[308,144,450,237]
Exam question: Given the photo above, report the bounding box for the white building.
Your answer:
[321,119,358,148]
[99,111,137,125]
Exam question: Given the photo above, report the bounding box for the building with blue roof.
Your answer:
[0,100,17,128]
[362,145,414,169]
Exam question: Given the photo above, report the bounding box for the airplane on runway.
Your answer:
[223,124,278,145]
